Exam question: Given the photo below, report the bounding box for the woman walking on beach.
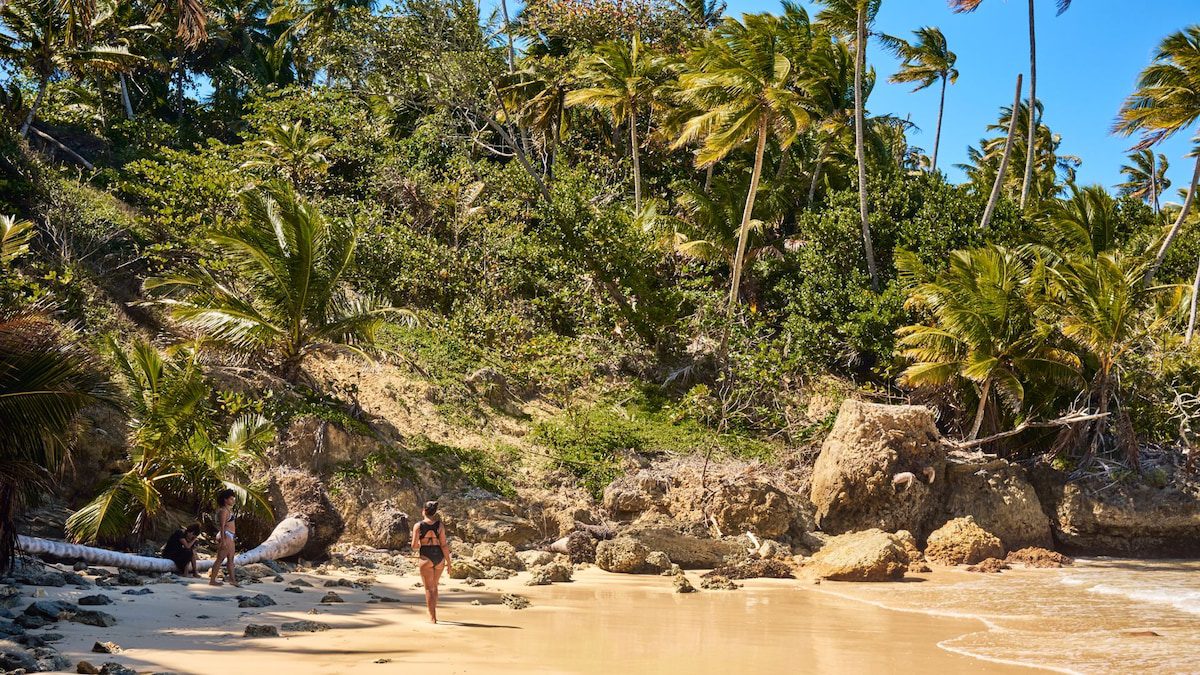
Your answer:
[209,489,239,587]
[412,500,451,623]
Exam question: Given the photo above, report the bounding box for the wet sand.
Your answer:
[25,567,1034,674]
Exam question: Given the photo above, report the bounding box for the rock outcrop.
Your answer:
[595,537,650,574]
[807,529,909,581]
[1032,468,1200,556]
[943,456,1052,551]
[621,515,741,569]
[924,516,1004,566]
[445,497,539,547]
[361,501,410,551]
[262,467,344,560]
[707,480,793,539]
[810,401,946,537]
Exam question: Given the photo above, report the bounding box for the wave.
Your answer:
[1083,583,1200,617]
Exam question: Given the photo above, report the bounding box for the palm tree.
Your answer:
[1117,27,1200,286]
[963,98,1080,206]
[673,0,726,31]
[566,34,667,211]
[66,339,273,543]
[1,306,111,571]
[814,0,883,291]
[951,0,1073,210]
[0,0,139,137]
[672,9,811,353]
[1117,149,1170,213]
[241,122,333,187]
[1042,184,1125,256]
[145,182,415,380]
[802,31,857,204]
[0,215,34,267]
[979,74,1022,231]
[896,246,1079,439]
[889,27,957,173]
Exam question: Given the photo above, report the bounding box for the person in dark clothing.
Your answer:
[163,524,201,577]
[411,500,451,623]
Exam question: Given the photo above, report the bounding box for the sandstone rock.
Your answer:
[483,567,513,580]
[808,529,909,582]
[925,517,1005,566]
[447,498,539,547]
[755,540,788,560]
[91,641,121,654]
[319,592,344,604]
[1005,547,1073,568]
[236,594,276,608]
[516,551,555,569]
[447,559,485,580]
[243,624,279,638]
[699,575,738,590]
[603,474,668,520]
[525,568,553,586]
[706,559,793,580]
[893,530,922,563]
[643,551,672,574]
[99,663,137,675]
[362,501,410,551]
[708,480,793,539]
[565,532,596,564]
[471,542,523,571]
[966,558,1009,573]
[1032,467,1200,556]
[501,594,530,610]
[595,537,650,574]
[262,467,345,560]
[944,457,1052,551]
[621,516,740,569]
[810,400,946,536]
[673,574,696,593]
[77,660,101,674]
[240,563,275,580]
[532,562,572,583]
[281,620,331,632]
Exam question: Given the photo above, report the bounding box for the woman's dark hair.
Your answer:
[423,500,439,518]
[185,523,201,535]
[216,489,236,506]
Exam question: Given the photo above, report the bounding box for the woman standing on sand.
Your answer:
[209,489,240,587]
[412,500,451,623]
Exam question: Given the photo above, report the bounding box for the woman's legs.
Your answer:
[208,548,226,585]
[419,560,442,623]
[225,542,238,587]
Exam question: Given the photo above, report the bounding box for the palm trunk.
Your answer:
[703,164,713,193]
[1150,152,1159,214]
[630,114,642,211]
[174,57,186,120]
[969,377,992,440]
[18,75,50,139]
[932,75,947,173]
[808,136,833,205]
[1088,370,1111,457]
[1188,254,1200,344]
[981,74,1024,231]
[120,72,134,121]
[500,0,516,74]
[1019,0,1038,210]
[855,8,879,292]
[1144,153,1200,288]
[719,120,769,359]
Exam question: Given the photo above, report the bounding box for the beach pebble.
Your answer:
[470,600,482,606]
[319,592,344,604]
[243,624,279,638]
[374,658,391,664]
[281,620,331,633]
[92,641,122,654]
[78,595,113,606]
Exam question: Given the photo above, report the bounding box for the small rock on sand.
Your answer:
[290,579,314,587]
[237,594,277,608]
[91,641,121,654]
[673,574,696,594]
[284,587,303,594]
[966,558,1009,573]
[78,595,113,606]
[1004,547,1074,568]
[99,663,137,675]
[243,624,279,638]
[77,660,101,674]
[501,594,530,610]
[71,610,118,628]
[699,575,739,591]
[121,588,152,596]
[319,592,344,604]
[281,620,331,633]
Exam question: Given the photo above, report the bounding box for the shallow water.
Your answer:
[816,559,1200,674]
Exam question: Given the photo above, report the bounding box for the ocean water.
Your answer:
[815,559,1200,674]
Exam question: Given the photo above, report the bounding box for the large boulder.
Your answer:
[622,515,741,569]
[595,537,650,574]
[470,542,523,571]
[444,497,539,547]
[1032,468,1200,556]
[602,474,668,521]
[361,501,411,551]
[707,480,793,539]
[810,401,946,537]
[807,529,909,582]
[262,467,345,560]
[943,456,1052,551]
[924,516,1005,566]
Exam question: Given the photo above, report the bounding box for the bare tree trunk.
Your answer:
[119,73,134,120]
[855,8,879,292]
[1019,0,1037,210]
[1188,254,1200,344]
[18,76,49,139]
[630,114,642,211]
[719,121,769,359]
[703,164,713,193]
[174,57,186,120]
[932,75,947,173]
[499,0,516,74]
[981,74,1024,231]
[1144,153,1200,288]
[969,377,992,440]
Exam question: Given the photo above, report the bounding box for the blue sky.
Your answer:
[719,0,1198,197]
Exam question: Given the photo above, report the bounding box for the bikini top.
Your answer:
[418,520,441,546]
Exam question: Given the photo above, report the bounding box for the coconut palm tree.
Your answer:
[66,339,273,543]
[1117,149,1170,213]
[1041,184,1126,257]
[889,26,957,173]
[0,0,140,137]
[896,245,1079,440]
[1117,26,1200,286]
[951,0,1074,210]
[566,33,668,211]
[962,99,1080,206]
[1,306,111,571]
[0,216,34,268]
[145,182,415,380]
[241,122,333,188]
[672,8,811,353]
[801,31,857,204]
[814,0,884,291]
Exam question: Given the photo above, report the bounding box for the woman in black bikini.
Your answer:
[209,489,239,587]
[411,500,451,623]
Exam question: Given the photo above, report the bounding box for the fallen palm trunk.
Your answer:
[16,516,309,573]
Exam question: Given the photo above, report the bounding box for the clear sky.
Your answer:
[718,0,1198,197]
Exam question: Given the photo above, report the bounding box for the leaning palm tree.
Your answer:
[951,0,1073,210]
[1117,149,1170,213]
[896,246,1079,440]
[0,306,111,571]
[566,34,668,211]
[889,26,957,173]
[145,182,415,380]
[672,8,811,354]
[1116,26,1200,286]
[66,339,273,543]
[814,0,884,291]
